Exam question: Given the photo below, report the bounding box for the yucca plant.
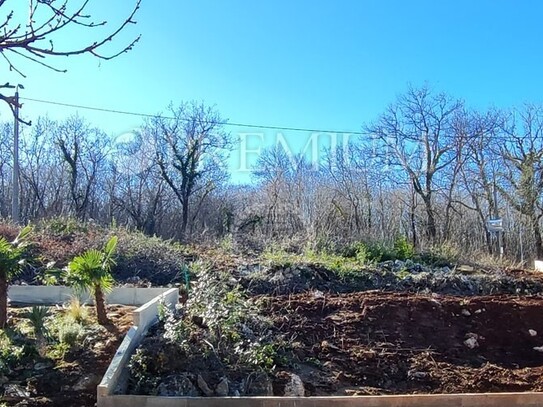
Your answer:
[23,306,51,355]
[23,306,51,338]
[0,226,31,328]
[64,236,117,325]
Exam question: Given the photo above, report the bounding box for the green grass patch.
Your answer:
[262,247,365,276]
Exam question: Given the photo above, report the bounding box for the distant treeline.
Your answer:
[1,86,542,262]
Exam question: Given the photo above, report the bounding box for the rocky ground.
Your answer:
[6,241,543,402]
[239,259,543,296]
[128,292,543,396]
[126,260,543,397]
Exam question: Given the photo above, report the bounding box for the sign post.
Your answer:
[487,218,504,259]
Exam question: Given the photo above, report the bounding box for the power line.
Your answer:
[21,96,365,135]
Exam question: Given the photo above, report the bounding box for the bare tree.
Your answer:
[148,102,231,240]
[497,105,543,258]
[0,122,12,217]
[110,132,167,235]
[457,109,503,253]
[20,117,64,220]
[55,115,109,221]
[365,85,463,244]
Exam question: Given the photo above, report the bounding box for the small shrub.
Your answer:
[40,217,90,236]
[114,230,188,285]
[354,243,369,263]
[219,234,234,252]
[242,343,277,370]
[346,239,414,263]
[393,236,415,260]
[56,319,85,347]
[417,244,459,267]
[0,331,26,374]
[177,263,271,362]
[46,342,70,360]
[262,246,297,267]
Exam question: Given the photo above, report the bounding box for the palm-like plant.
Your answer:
[65,236,117,325]
[23,306,51,355]
[0,226,31,328]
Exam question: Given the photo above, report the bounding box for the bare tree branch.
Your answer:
[0,0,142,114]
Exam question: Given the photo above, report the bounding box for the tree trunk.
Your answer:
[533,216,543,259]
[423,196,437,243]
[409,189,418,249]
[94,285,109,325]
[180,198,189,241]
[0,274,7,328]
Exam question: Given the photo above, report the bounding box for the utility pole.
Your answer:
[11,85,22,224]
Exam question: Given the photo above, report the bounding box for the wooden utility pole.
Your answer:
[11,86,21,224]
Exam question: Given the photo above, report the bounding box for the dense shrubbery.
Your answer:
[0,219,190,286]
[113,229,190,285]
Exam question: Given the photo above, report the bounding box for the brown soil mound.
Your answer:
[266,292,543,395]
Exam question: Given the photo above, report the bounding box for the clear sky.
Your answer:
[2,1,543,183]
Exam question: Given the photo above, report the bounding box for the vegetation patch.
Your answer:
[1,303,135,406]
[127,263,281,396]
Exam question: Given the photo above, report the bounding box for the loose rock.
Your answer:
[464,333,479,349]
[215,376,229,396]
[245,373,273,396]
[197,374,213,397]
[3,383,30,400]
[157,374,199,397]
[284,373,305,396]
[72,374,101,392]
[33,362,53,371]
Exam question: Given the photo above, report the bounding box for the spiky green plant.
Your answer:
[64,236,117,325]
[23,306,51,356]
[23,306,51,339]
[0,226,31,328]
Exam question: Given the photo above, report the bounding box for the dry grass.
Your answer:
[63,297,90,324]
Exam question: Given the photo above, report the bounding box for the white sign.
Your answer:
[487,218,504,232]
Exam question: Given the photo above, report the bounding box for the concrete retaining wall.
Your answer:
[97,287,179,400]
[8,285,174,306]
[97,392,543,407]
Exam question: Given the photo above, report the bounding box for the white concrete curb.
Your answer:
[97,287,179,401]
[8,285,173,306]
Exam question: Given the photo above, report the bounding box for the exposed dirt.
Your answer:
[127,290,543,397]
[266,292,543,395]
[2,305,135,407]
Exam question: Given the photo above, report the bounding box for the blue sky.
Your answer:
[2,1,543,183]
